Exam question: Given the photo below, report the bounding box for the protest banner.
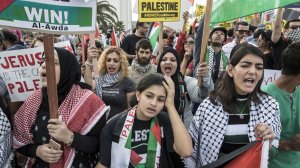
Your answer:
[261,69,281,87]
[0,0,96,34]
[211,0,300,23]
[0,41,73,102]
[138,0,181,22]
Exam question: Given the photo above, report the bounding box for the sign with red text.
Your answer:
[261,69,281,87]
[0,41,73,102]
[0,0,96,34]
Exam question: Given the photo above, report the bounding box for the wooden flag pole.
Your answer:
[43,34,58,119]
[158,21,164,59]
[198,0,213,86]
[81,35,86,64]
[89,33,99,77]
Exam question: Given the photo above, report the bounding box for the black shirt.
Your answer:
[99,111,177,168]
[101,77,135,119]
[120,34,144,64]
[264,52,274,69]
[271,37,288,70]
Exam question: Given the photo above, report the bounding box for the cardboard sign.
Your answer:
[0,41,72,102]
[138,0,181,22]
[0,0,96,34]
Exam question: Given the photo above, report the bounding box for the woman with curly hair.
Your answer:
[85,46,136,120]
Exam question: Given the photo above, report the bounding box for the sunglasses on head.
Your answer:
[289,25,300,30]
[184,40,194,44]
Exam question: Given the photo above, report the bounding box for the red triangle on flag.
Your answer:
[130,150,143,166]
[0,0,14,12]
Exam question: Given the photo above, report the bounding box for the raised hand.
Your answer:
[197,62,209,78]
[87,46,99,64]
[183,11,189,23]
[162,75,175,109]
[184,49,192,60]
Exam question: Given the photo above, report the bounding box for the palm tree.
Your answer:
[97,0,118,33]
[115,21,125,34]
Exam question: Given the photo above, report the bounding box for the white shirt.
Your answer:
[222,39,257,60]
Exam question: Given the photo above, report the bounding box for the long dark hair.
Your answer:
[209,44,266,113]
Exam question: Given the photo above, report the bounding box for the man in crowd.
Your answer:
[207,26,228,83]
[262,42,300,168]
[0,29,25,117]
[271,8,300,70]
[2,29,25,51]
[191,26,227,83]
[121,21,150,65]
[222,21,254,59]
[129,39,156,86]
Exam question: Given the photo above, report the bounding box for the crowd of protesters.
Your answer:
[0,7,300,168]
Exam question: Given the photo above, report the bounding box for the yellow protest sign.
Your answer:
[218,21,231,30]
[138,0,181,22]
[196,4,205,17]
[265,22,272,30]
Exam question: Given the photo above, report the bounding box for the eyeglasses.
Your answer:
[289,25,300,30]
[237,30,249,34]
[184,41,194,45]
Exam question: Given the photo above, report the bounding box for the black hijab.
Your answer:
[157,47,189,113]
[31,48,91,166]
[41,47,91,108]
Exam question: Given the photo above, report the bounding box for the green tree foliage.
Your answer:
[97,0,118,33]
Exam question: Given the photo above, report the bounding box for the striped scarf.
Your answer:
[111,106,161,167]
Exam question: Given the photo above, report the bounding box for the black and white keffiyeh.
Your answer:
[96,72,121,98]
[0,108,13,168]
[286,28,300,43]
[185,94,281,167]
[131,58,152,74]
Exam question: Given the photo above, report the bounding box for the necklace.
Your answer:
[235,103,247,119]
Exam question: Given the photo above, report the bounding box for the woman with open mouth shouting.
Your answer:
[85,46,136,120]
[13,48,109,168]
[157,47,213,129]
[186,44,281,167]
[157,47,213,167]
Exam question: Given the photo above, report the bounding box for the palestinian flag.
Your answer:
[225,140,269,168]
[111,27,119,47]
[0,0,14,12]
[211,0,300,23]
[148,22,160,49]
